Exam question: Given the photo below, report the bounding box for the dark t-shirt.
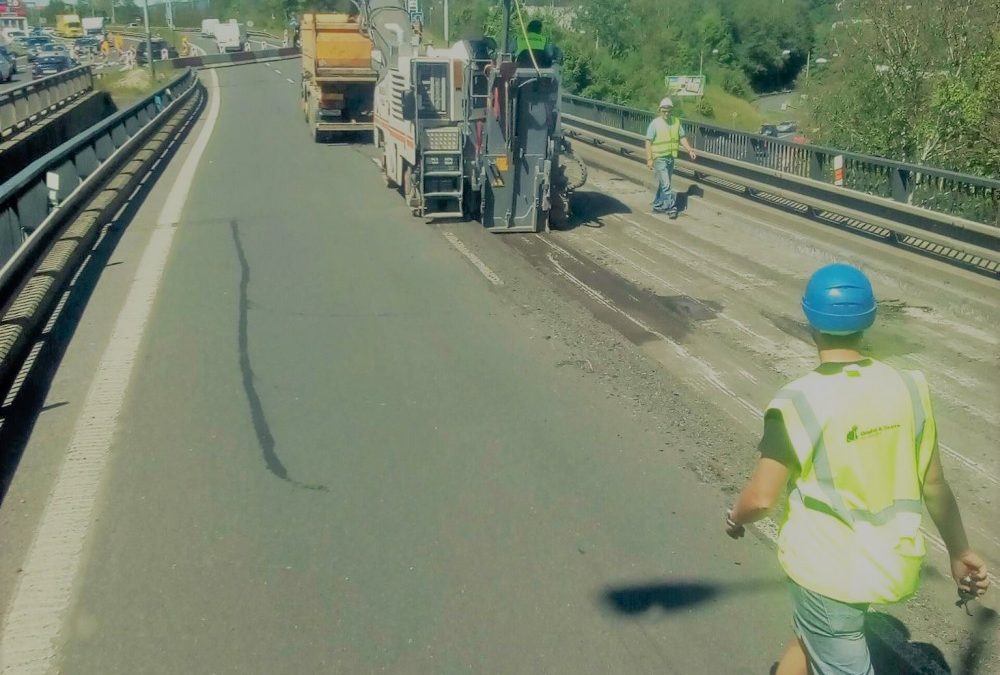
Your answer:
[758,410,797,468]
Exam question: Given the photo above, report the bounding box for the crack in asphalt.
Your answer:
[230,220,328,492]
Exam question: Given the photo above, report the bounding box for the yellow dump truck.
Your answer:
[55,15,84,39]
[300,12,376,142]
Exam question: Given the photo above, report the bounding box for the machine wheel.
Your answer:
[461,183,480,222]
[382,155,397,189]
[402,163,420,216]
[548,190,571,230]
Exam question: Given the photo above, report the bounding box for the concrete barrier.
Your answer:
[0,67,94,140]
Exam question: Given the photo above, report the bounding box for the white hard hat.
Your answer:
[659,97,674,109]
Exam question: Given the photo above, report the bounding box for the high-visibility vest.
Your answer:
[769,359,936,604]
[516,31,548,58]
[650,117,682,158]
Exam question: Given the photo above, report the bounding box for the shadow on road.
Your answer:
[601,577,781,615]
[601,579,996,674]
[674,184,704,214]
[561,190,631,230]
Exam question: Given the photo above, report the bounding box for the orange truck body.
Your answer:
[300,13,377,140]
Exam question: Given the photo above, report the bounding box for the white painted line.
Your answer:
[273,68,282,74]
[159,69,221,226]
[442,232,503,286]
[0,69,222,675]
[285,77,295,85]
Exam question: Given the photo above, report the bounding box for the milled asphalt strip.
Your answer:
[535,236,947,673]
[0,69,221,675]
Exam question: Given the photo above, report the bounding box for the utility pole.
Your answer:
[142,0,154,78]
[443,0,448,45]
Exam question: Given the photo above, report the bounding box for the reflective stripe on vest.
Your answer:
[650,117,681,158]
[769,360,936,604]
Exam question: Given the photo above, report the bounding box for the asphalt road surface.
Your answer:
[0,56,996,674]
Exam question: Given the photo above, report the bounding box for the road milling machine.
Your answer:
[360,0,586,231]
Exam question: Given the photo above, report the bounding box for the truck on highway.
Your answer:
[201,18,219,38]
[214,20,245,53]
[299,12,376,142]
[54,15,84,39]
[81,16,104,36]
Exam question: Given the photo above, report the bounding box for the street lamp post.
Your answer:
[142,0,154,78]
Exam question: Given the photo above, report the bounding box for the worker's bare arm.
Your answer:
[680,137,697,160]
[727,457,790,538]
[645,139,653,169]
[923,442,990,596]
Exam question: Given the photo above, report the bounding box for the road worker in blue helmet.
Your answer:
[725,263,988,675]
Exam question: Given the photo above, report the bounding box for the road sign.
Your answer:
[664,75,705,97]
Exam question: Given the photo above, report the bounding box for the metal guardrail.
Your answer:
[0,67,94,140]
[167,46,299,69]
[561,93,1000,229]
[0,68,198,289]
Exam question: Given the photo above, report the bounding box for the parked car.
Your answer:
[776,120,797,134]
[32,54,73,79]
[136,39,179,64]
[758,124,778,138]
[0,51,14,83]
[4,29,28,44]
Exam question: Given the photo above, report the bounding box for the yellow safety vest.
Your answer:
[769,360,936,604]
[516,31,548,59]
[650,117,682,158]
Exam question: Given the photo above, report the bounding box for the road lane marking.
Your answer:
[286,77,295,84]
[442,232,503,286]
[0,69,222,675]
[273,68,282,74]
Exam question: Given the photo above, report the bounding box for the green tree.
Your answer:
[807,0,999,175]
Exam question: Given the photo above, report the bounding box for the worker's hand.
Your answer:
[646,158,654,170]
[724,510,745,540]
[952,550,989,597]
[688,149,697,161]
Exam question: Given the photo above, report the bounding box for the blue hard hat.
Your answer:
[801,263,876,334]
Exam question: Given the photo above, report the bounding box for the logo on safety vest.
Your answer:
[846,423,900,443]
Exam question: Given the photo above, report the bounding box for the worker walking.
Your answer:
[645,97,696,218]
[725,263,989,675]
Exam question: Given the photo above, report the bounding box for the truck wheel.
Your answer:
[382,156,397,189]
[307,99,320,143]
[402,164,419,216]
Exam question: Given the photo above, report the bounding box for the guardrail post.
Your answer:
[809,152,823,181]
[891,167,911,203]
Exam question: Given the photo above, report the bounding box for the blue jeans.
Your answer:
[651,156,676,211]
[788,579,874,675]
